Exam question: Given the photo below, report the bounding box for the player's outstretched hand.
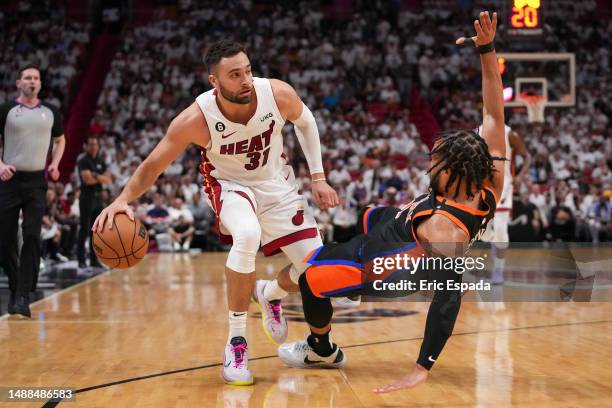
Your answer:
[92,199,134,232]
[311,180,339,210]
[456,11,497,46]
[372,363,429,393]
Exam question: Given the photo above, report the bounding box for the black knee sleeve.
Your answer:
[298,273,333,329]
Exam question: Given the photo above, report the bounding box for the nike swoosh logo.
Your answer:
[304,356,325,365]
[221,131,237,139]
[285,174,290,180]
[224,360,231,367]
[232,313,246,317]
[428,356,436,362]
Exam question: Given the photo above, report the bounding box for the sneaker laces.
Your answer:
[297,340,311,353]
[268,300,282,324]
[230,342,248,368]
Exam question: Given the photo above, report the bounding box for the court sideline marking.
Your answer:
[0,269,114,321]
[41,318,611,407]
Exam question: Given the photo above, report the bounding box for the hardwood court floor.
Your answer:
[1,250,611,407]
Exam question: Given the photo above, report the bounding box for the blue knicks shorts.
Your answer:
[303,206,426,298]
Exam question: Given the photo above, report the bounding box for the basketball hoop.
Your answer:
[517,93,547,124]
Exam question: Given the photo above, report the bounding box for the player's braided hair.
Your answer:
[427,129,499,199]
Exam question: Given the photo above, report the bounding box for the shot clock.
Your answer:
[506,0,544,36]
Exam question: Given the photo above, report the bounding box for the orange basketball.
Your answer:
[92,213,149,269]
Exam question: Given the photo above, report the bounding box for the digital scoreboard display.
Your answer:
[507,0,544,36]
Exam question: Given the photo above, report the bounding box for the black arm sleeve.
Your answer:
[416,267,462,370]
[47,103,64,138]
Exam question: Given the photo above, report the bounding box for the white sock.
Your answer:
[492,257,506,282]
[228,311,247,342]
[263,279,288,301]
[493,256,506,272]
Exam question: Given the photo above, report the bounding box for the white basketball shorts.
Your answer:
[203,165,321,256]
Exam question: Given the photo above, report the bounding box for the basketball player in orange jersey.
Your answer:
[93,40,338,385]
[478,124,530,284]
[278,11,505,393]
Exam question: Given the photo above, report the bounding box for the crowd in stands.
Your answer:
[0,0,90,112]
[422,0,611,243]
[8,0,610,263]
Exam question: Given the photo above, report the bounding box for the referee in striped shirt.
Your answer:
[0,64,66,317]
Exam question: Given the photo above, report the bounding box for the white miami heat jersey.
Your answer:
[477,124,513,210]
[196,77,286,186]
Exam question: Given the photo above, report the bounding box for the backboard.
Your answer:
[498,52,575,108]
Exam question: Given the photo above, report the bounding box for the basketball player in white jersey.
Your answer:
[93,40,339,385]
[478,124,530,283]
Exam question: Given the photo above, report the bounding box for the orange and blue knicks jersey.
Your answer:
[304,187,498,298]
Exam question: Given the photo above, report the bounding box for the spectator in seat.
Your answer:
[380,186,399,207]
[41,189,67,262]
[330,197,357,243]
[188,192,214,232]
[528,183,549,231]
[586,190,611,243]
[314,207,333,242]
[591,159,612,189]
[167,198,195,252]
[146,193,170,239]
[531,153,552,184]
[57,190,79,258]
[346,173,371,208]
[384,167,405,192]
[169,216,196,252]
[180,174,199,204]
[509,193,542,242]
[328,160,351,188]
[549,193,576,242]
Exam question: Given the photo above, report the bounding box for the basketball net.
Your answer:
[517,93,547,124]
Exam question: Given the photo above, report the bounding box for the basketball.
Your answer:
[92,213,149,269]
